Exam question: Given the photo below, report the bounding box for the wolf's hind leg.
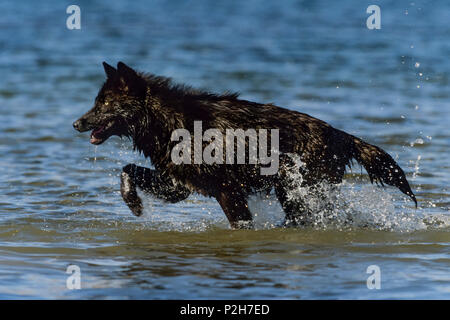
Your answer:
[121,164,191,216]
[275,184,312,227]
[275,178,339,227]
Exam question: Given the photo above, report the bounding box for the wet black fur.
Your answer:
[74,62,417,229]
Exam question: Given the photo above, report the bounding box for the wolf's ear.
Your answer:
[117,62,145,93]
[117,62,139,82]
[103,62,118,79]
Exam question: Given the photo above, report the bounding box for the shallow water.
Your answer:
[0,0,449,299]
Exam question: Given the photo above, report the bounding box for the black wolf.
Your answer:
[73,62,417,229]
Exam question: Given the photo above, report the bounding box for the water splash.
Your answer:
[410,138,424,147]
[93,146,98,166]
[114,149,448,233]
[248,193,285,229]
[412,154,421,180]
[249,182,449,232]
[252,153,447,232]
[135,188,227,232]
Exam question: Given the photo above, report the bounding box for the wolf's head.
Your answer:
[73,62,147,145]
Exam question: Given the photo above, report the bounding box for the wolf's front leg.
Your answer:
[120,164,191,216]
[215,191,253,229]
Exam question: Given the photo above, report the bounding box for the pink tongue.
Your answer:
[90,126,105,144]
[92,125,105,135]
[90,135,102,144]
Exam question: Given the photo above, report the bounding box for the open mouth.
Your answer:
[90,122,114,145]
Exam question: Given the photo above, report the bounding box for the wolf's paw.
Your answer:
[231,220,254,230]
[120,171,143,216]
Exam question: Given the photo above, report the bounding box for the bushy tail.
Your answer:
[351,137,417,207]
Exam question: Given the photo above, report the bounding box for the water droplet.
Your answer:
[410,138,424,147]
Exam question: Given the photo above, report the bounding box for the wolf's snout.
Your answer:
[73,118,87,132]
[73,119,81,131]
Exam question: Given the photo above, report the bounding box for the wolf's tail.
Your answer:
[350,136,417,207]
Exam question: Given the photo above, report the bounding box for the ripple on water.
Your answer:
[0,0,449,299]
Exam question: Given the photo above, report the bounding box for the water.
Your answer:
[0,0,449,299]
